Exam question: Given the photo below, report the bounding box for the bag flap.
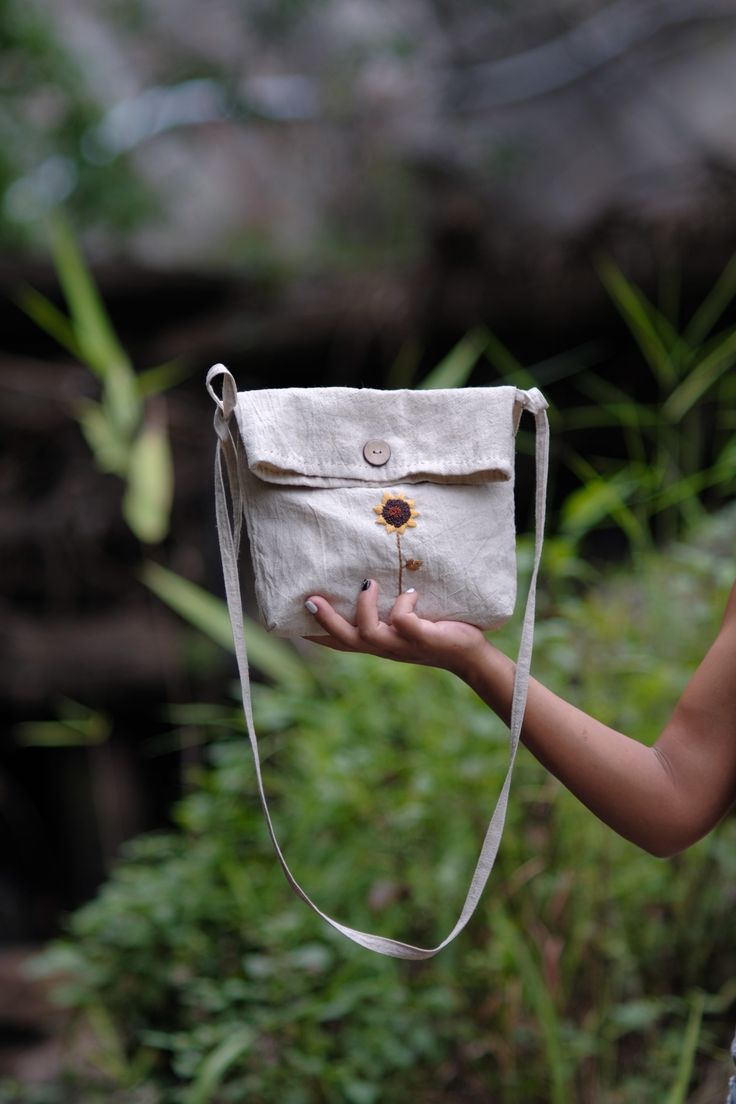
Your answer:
[234,385,526,488]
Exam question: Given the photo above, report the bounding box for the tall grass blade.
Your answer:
[662,326,736,423]
[494,907,571,1104]
[15,703,110,747]
[142,562,235,651]
[482,329,527,381]
[598,260,680,388]
[15,285,85,361]
[684,252,736,347]
[561,460,651,552]
[137,359,193,397]
[562,404,659,431]
[49,214,132,379]
[49,215,142,438]
[573,369,643,409]
[418,328,487,389]
[658,265,681,329]
[664,991,705,1104]
[521,342,604,386]
[561,476,629,534]
[386,337,421,389]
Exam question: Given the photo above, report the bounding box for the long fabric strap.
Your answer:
[207,365,549,959]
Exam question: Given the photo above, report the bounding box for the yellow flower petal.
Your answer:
[372,490,420,534]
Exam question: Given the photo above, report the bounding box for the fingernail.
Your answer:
[360,579,372,591]
[304,599,318,614]
[405,587,416,594]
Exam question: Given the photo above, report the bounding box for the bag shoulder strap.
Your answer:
[206,364,549,960]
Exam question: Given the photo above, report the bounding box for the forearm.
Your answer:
[463,641,705,857]
[305,579,736,854]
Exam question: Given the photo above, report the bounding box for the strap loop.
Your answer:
[207,363,238,444]
[515,386,548,416]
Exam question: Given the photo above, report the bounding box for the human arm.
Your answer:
[304,579,736,858]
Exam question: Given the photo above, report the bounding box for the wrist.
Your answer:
[459,638,514,699]
[451,636,496,685]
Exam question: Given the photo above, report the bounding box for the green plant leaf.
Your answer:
[188,1028,254,1104]
[102,363,143,441]
[15,711,110,747]
[141,562,237,652]
[481,328,528,382]
[598,260,680,388]
[684,252,736,346]
[76,400,130,476]
[49,214,133,381]
[42,215,143,441]
[15,285,85,361]
[662,326,736,422]
[417,328,487,389]
[140,562,312,689]
[664,991,705,1104]
[122,416,174,544]
[137,359,194,398]
[385,337,421,389]
[560,466,650,552]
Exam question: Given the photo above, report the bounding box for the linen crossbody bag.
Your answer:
[207,363,549,960]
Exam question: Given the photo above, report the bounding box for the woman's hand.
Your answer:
[303,579,490,679]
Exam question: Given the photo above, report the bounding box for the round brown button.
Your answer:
[363,439,391,466]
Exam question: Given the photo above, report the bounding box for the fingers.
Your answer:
[389,587,432,643]
[388,586,418,624]
[355,578,382,638]
[303,594,361,648]
[304,580,398,655]
[304,582,432,658]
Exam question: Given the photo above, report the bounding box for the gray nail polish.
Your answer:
[360,579,371,591]
[304,600,318,614]
[405,587,416,594]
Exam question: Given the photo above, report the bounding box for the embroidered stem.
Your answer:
[396,532,403,595]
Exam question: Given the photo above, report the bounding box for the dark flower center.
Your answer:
[382,498,411,527]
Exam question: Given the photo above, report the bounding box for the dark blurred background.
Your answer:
[1,0,736,1091]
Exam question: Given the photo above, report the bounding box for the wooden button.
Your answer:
[363,439,391,466]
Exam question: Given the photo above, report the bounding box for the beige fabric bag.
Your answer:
[207,363,549,959]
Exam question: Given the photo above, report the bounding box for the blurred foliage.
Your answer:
[0,0,155,247]
[18,216,181,543]
[11,517,736,1104]
[559,259,736,552]
[468,257,736,560]
[6,0,736,274]
[1,0,417,263]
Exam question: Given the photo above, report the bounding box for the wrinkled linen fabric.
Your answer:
[231,385,525,637]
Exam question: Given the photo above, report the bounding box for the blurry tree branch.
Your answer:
[447,0,736,108]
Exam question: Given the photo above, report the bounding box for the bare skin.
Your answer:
[304,579,736,859]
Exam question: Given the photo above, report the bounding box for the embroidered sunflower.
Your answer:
[373,491,419,534]
[373,491,420,593]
